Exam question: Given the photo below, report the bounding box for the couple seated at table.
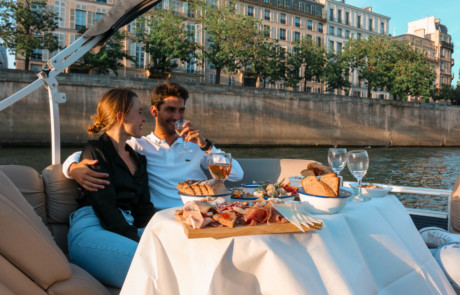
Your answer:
[65,82,244,288]
[419,175,460,292]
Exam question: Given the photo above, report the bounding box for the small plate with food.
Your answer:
[177,179,232,204]
[231,181,298,201]
[348,183,391,198]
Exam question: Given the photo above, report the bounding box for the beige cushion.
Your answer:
[0,283,16,295]
[42,164,79,224]
[450,175,460,233]
[0,165,47,223]
[0,255,47,295]
[0,169,51,238]
[0,193,71,289]
[230,158,315,187]
[47,264,111,295]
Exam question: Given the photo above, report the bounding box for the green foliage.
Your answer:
[285,38,326,91]
[345,36,436,100]
[78,30,132,76]
[252,41,286,88]
[195,0,261,84]
[0,0,59,70]
[387,40,435,101]
[324,51,351,93]
[345,36,392,97]
[135,8,197,75]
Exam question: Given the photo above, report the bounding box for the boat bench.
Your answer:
[0,164,116,295]
[0,158,314,295]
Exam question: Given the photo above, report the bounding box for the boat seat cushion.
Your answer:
[0,254,47,295]
[42,164,79,224]
[0,193,71,290]
[231,158,316,187]
[0,165,47,224]
[47,264,110,295]
[450,175,460,233]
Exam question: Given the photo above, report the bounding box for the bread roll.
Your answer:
[320,173,339,196]
[301,176,336,197]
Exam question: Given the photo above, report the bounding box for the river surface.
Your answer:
[1,146,459,212]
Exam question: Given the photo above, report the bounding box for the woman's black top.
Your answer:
[78,133,155,242]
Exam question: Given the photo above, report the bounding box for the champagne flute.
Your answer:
[347,150,370,202]
[328,148,347,175]
[208,153,232,182]
[175,119,193,153]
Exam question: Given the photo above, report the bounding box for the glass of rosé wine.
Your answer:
[208,153,232,181]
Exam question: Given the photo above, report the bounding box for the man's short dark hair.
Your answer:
[150,82,189,109]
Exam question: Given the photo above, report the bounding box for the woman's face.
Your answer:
[122,96,146,138]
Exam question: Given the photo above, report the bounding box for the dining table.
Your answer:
[121,195,455,295]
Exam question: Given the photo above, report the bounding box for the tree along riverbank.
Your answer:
[1,70,460,146]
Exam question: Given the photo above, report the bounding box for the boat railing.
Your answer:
[343,181,452,230]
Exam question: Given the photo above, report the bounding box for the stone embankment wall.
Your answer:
[1,69,460,146]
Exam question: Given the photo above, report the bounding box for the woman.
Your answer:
[67,88,155,288]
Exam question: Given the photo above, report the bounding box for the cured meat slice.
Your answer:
[243,208,268,224]
[213,212,237,228]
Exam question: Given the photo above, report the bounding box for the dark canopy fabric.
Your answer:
[83,0,161,53]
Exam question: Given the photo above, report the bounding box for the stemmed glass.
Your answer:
[208,153,232,182]
[347,150,370,202]
[174,119,193,153]
[328,148,347,175]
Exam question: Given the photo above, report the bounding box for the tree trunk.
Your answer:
[303,77,307,92]
[367,83,371,98]
[24,56,30,71]
[215,67,221,84]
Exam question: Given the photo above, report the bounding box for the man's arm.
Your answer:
[62,151,110,191]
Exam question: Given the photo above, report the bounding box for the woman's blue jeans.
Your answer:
[67,206,144,288]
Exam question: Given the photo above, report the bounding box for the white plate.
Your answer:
[180,192,232,204]
[348,183,391,198]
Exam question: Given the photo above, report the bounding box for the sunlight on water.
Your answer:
[2,146,459,212]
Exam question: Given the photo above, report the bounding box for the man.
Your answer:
[63,82,243,210]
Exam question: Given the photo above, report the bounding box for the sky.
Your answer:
[344,0,460,86]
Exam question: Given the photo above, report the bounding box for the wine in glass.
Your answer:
[328,148,347,175]
[174,119,193,153]
[208,153,232,181]
[347,150,370,202]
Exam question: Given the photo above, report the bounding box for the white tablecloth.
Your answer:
[121,196,454,295]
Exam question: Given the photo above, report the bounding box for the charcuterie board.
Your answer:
[175,215,322,239]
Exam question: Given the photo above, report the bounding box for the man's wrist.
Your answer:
[200,138,213,152]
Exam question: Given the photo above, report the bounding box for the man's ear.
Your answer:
[150,105,158,117]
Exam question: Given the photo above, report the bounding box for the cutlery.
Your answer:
[272,203,305,232]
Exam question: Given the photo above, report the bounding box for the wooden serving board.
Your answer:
[175,215,322,239]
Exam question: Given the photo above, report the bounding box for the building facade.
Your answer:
[17,0,394,96]
[319,0,390,98]
[394,16,454,89]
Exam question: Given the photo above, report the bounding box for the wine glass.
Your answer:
[208,153,232,181]
[347,150,370,202]
[328,148,347,175]
[174,119,193,153]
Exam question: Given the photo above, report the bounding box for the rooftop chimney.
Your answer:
[364,6,372,11]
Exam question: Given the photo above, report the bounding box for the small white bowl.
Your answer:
[288,176,303,188]
[348,183,391,198]
[242,183,263,194]
[180,192,232,204]
[298,187,352,214]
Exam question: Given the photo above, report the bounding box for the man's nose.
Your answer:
[173,111,181,120]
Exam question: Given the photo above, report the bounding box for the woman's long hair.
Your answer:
[87,88,138,135]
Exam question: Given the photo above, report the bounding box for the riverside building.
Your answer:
[394,16,454,90]
[318,0,390,98]
[15,0,389,96]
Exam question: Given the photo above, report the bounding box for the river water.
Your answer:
[1,146,459,212]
